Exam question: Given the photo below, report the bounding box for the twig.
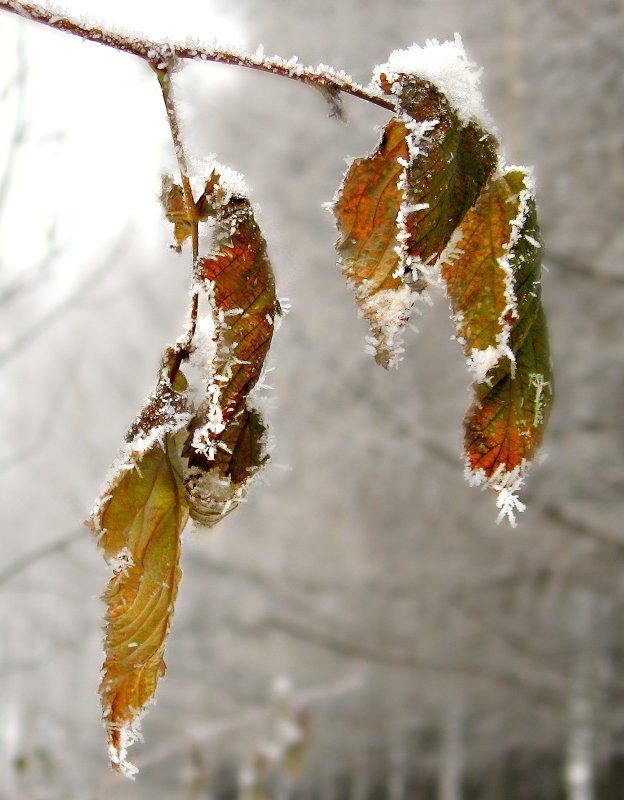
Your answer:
[153,64,200,375]
[0,1,394,112]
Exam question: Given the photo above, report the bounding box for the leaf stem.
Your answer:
[0,0,395,112]
[153,64,200,378]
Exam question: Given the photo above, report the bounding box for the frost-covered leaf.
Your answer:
[184,175,278,526]
[161,176,194,251]
[333,118,416,369]
[463,169,553,525]
[441,169,525,381]
[90,168,278,772]
[333,38,497,369]
[91,422,189,778]
[388,79,498,278]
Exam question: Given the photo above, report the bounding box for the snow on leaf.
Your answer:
[374,34,492,129]
[184,172,278,526]
[463,168,552,524]
[91,427,189,778]
[333,117,419,369]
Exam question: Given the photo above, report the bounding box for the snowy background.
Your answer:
[1,0,623,798]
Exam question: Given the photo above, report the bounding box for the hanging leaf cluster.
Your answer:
[333,40,552,525]
[83,34,552,776]
[89,169,278,775]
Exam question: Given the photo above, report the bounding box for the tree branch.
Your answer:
[0,1,395,112]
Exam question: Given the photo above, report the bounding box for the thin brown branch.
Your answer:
[0,0,395,112]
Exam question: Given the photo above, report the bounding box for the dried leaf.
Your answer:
[463,169,553,525]
[88,168,280,771]
[333,77,497,369]
[93,426,188,777]
[184,177,278,526]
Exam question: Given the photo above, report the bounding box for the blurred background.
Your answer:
[1,0,623,797]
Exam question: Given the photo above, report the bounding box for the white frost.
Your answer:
[467,345,502,384]
[361,285,416,369]
[465,460,528,528]
[374,33,493,130]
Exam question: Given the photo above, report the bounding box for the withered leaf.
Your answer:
[90,169,279,772]
[333,77,497,369]
[93,429,188,777]
[333,118,414,369]
[185,181,278,526]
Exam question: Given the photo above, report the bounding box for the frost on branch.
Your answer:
[333,37,497,369]
[88,168,277,773]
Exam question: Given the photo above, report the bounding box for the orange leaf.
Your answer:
[93,429,188,777]
[334,118,415,369]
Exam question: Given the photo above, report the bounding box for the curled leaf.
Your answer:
[90,167,278,772]
[184,179,278,526]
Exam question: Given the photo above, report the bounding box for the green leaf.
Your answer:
[394,78,498,275]
[441,168,524,381]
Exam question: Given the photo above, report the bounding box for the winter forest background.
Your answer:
[1,0,623,798]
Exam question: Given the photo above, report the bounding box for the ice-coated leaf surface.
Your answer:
[185,183,278,526]
[93,428,188,778]
[463,169,553,525]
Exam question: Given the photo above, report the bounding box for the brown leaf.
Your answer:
[183,177,278,526]
[93,430,188,777]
